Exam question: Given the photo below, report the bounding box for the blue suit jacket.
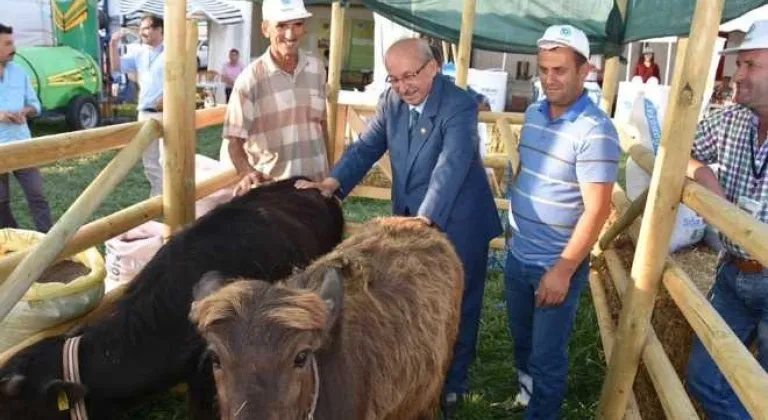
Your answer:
[331,74,502,250]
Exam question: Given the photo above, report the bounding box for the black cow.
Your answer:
[0,177,344,420]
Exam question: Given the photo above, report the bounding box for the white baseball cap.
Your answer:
[262,0,312,23]
[721,20,768,54]
[537,25,590,60]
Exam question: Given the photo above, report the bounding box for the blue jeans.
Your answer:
[686,261,768,420]
[504,252,589,420]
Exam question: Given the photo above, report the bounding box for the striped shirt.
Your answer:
[223,49,328,182]
[508,92,620,268]
[692,104,768,259]
[0,62,41,144]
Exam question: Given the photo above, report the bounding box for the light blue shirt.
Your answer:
[117,44,164,111]
[0,62,41,144]
[508,92,620,268]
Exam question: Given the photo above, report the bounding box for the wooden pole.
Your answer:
[611,185,768,418]
[339,103,525,125]
[455,0,477,89]
[184,20,199,222]
[162,0,194,236]
[441,40,450,64]
[597,0,725,416]
[588,270,643,420]
[0,120,162,323]
[0,168,238,282]
[325,1,346,169]
[598,188,648,251]
[496,117,520,178]
[0,122,144,173]
[620,139,768,267]
[602,250,700,419]
[599,0,629,114]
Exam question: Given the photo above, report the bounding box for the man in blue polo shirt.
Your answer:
[0,23,52,232]
[109,15,165,196]
[504,25,620,419]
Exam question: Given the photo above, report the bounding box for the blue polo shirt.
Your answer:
[116,44,164,111]
[0,62,41,144]
[508,92,620,268]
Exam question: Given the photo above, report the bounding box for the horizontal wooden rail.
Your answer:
[588,269,643,420]
[0,121,144,173]
[0,108,227,173]
[0,168,238,282]
[194,106,226,129]
[0,120,163,323]
[612,184,768,418]
[618,128,768,268]
[343,103,525,124]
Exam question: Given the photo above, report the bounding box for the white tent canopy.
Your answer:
[721,3,768,32]
[120,0,244,25]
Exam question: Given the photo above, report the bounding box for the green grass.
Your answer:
[17,122,605,419]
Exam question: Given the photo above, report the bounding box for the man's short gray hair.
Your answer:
[386,38,434,63]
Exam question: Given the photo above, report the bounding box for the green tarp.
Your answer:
[283,1,768,56]
[356,0,768,56]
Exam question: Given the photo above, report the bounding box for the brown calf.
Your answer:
[190,216,464,420]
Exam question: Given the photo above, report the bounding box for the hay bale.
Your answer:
[599,236,718,419]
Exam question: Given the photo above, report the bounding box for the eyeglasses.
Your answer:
[386,60,431,85]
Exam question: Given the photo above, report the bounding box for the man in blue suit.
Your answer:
[296,37,502,418]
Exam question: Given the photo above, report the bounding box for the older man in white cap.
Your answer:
[686,20,768,420]
[502,24,619,419]
[223,0,329,195]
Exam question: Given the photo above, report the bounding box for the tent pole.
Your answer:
[597,0,725,417]
[441,40,450,65]
[326,1,346,168]
[163,0,195,237]
[455,0,477,89]
[665,40,673,84]
[600,0,629,114]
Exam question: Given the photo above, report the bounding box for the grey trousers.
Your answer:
[0,167,53,232]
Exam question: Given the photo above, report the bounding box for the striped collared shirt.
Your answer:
[693,104,768,259]
[223,49,328,182]
[508,92,620,268]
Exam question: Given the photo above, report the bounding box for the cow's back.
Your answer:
[308,217,463,419]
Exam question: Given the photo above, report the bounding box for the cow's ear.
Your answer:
[0,374,24,397]
[317,267,344,328]
[43,379,87,405]
[194,271,228,302]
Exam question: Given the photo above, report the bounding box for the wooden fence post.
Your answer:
[325,1,346,169]
[455,0,477,89]
[597,1,726,415]
[163,0,195,236]
[599,0,628,114]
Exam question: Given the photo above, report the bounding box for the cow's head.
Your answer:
[0,338,87,420]
[190,269,343,420]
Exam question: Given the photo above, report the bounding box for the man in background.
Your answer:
[109,14,166,196]
[0,23,52,232]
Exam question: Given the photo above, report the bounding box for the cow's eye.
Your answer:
[294,350,310,368]
[207,348,221,369]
